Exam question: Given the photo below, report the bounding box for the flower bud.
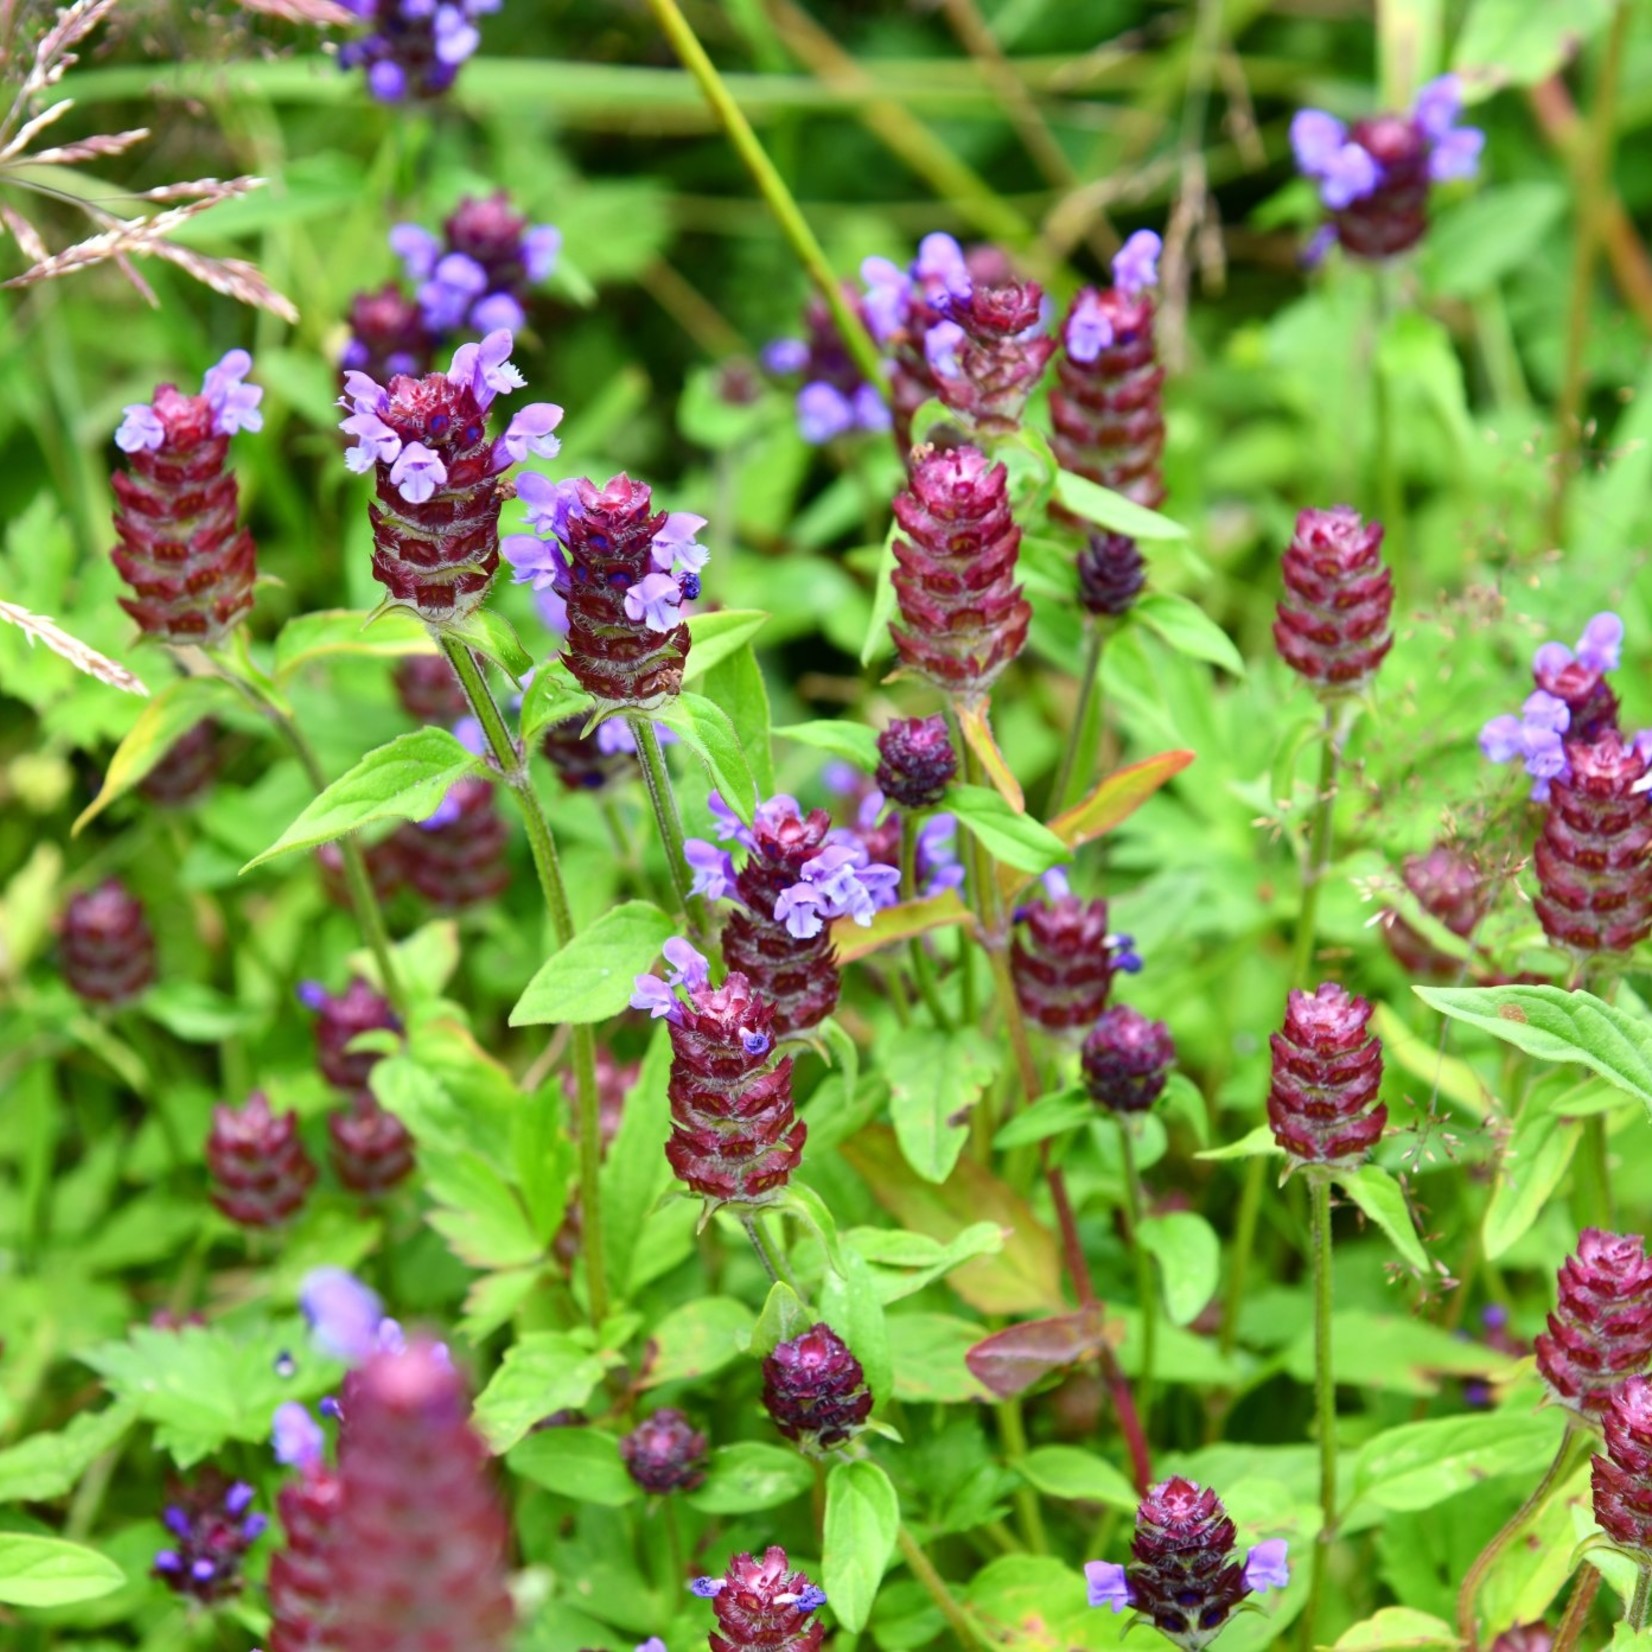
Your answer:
[1534,1229,1652,1417]
[393,653,469,725]
[890,444,1031,699]
[152,1472,266,1603]
[342,283,433,382]
[206,1092,318,1228]
[1266,983,1386,1166]
[394,777,511,908]
[1082,1006,1175,1114]
[326,1340,514,1652]
[1532,732,1652,955]
[761,1323,873,1452]
[620,1408,709,1494]
[694,1547,827,1652]
[1272,506,1393,692]
[139,719,221,808]
[268,1468,340,1652]
[303,976,400,1095]
[60,879,155,1007]
[1077,532,1146,619]
[875,715,957,810]
[328,1096,416,1197]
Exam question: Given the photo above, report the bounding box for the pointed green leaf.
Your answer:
[509,900,676,1026]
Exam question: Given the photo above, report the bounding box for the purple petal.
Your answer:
[1243,1539,1290,1593]
[1577,612,1624,674]
[1479,713,1523,764]
[388,222,440,280]
[1412,74,1463,143]
[1111,229,1161,298]
[797,381,855,444]
[1290,108,1349,175]
[300,1268,384,1364]
[630,975,677,1019]
[762,338,810,374]
[1428,126,1484,185]
[115,403,166,454]
[272,1401,325,1469]
[662,936,711,990]
[1084,1560,1133,1613]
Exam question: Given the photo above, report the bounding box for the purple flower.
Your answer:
[1479,713,1523,764]
[799,843,900,925]
[763,338,810,374]
[708,790,755,846]
[860,255,912,343]
[343,368,387,415]
[1063,291,1114,365]
[419,252,487,330]
[447,328,524,409]
[1413,75,1461,143]
[367,59,406,101]
[497,401,564,465]
[685,838,735,901]
[1430,125,1484,184]
[795,1585,828,1613]
[624,571,685,634]
[389,441,448,504]
[631,975,678,1019]
[1290,109,1380,208]
[851,383,891,431]
[523,224,562,282]
[390,222,440,280]
[202,349,263,437]
[1414,73,1484,183]
[516,471,582,542]
[651,512,710,575]
[116,403,166,453]
[797,381,856,444]
[741,1028,771,1056]
[1243,1539,1290,1593]
[914,232,972,297]
[342,410,403,473]
[433,3,480,64]
[924,319,966,378]
[773,883,829,939]
[503,531,567,591]
[473,291,525,334]
[917,812,964,896]
[636,1641,668,1652]
[300,1267,384,1363]
[663,936,711,991]
[689,1576,725,1599]
[272,1401,324,1469]
[1111,230,1161,298]
[1085,1560,1133,1613]
[1577,612,1625,674]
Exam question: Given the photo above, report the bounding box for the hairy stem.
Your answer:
[1554,1565,1602,1652]
[627,712,702,934]
[441,635,608,1327]
[741,1211,801,1297]
[900,817,955,1030]
[897,1525,992,1651]
[1631,1563,1652,1632]
[1303,1173,1337,1651]
[1117,1119,1156,1436]
[1049,623,1106,815]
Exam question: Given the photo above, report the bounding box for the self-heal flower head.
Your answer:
[419,252,488,330]
[300,1267,384,1364]
[273,1401,325,1470]
[152,1474,267,1604]
[859,256,911,345]
[631,936,713,1022]
[202,349,264,437]
[1111,230,1161,299]
[797,381,856,444]
[693,1548,825,1652]
[1291,109,1380,209]
[390,221,440,280]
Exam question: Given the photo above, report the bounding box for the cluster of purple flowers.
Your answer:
[117,349,263,454]
[762,292,890,445]
[153,1477,267,1602]
[1479,613,1633,799]
[630,937,770,1058]
[1060,230,1161,364]
[337,0,496,102]
[684,792,901,941]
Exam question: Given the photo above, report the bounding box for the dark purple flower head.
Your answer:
[337,0,494,102]
[620,1408,709,1494]
[395,775,512,908]
[206,1092,318,1228]
[60,879,156,1007]
[139,718,222,808]
[1535,1229,1652,1417]
[761,1323,873,1452]
[1082,1006,1175,1114]
[696,1547,826,1652]
[152,1471,266,1603]
[329,1095,416,1197]
[1077,532,1147,619]
[1383,844,1493,977]
[1266,983,1386,1166]
[303,976,400,1096]
[875,715,957,810]
[1273,505,1392,692]
[1012,871,1138,1033]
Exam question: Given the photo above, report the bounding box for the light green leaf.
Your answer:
[993,1087,1094,1150]
[859,517,902,666]
[1137,1211,1221,1326]
[823,1459,900,1634]
[945,783,1068,875]
[0,1403,137,1504]
[1350,1410,1565,1512]
[423,1151,543,1270]
[507,1428,638,1506]
[510,901,676,1026]
[1018,1445,1139,1511]
[1132,592,1245,676]
[141,980,261,1043]
[518,657,593,744]
[652,692,758,822]
[243,728,482,870]
[1451,0,1613,88]
[885,1312,994,1402]
[848,1222,1005,1305]
[683,609,769,680]
[688,1442,814,1514]
[1483,1107,1581,1260]
[1052,470,1187,539]
[640,1296,756,1388]
[1336,1165,1428,1272]
[442,607,535,681]
[775,719,881,771]
[273,607,433,681]
[885,1026,999,1183]
[702,642,774,797]
[0,1534,124,1607]
[1331,1608,1459,1650]
[472,1332,608,1454]
[1196,1124,1281,1162]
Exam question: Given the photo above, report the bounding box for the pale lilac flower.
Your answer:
[797,382,856,445]
[773,882,829,939]
[652,512,710,574]
[1243,1540,1290,1593]
[860,256,912,343]
[630,975,678,1019]
[300,1268,384,1364]
[689,1577,725,1599]
[1412,75,1462,143]
[914,232,972,297]
[1578,613,1625,674]
[1291,109,1380,209]
[685,839,735,901]
[498,401,564,464]
[433,4,479,63]
[343,369,388,416]
[389,441,448,504]
[473,291,526,334]
[342,411,403,472]
[367,59,407,101]
[1084,1561,1132,1613]
[447,329,523,408]
[708,791,755,848]
[1112,230,1161,298]
[663,936,711,991]
[517,471,583,541]
[202,349,264,436]
[272,1401,324,1469]
[851,383,891,431]
[763,338,810,374]
[419,252,487,330]
[503,531,567,591]
[116,403,166,453]
[523,225,562,282]
[924,320,966,379]
[1064,292,1114,365]
[624,571,684,634]
[390,222,441,281]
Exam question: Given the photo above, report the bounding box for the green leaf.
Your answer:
[1483,1107,1582,1260]
[0,1534,124,1607]
[508,1428,638,1506]
[859,517,902,667]
[1336,1165,1428,1272]
[1350,1410,1566,1512]
[273,607,433,681]
[1331,1608,1459,1650]
[510,900,676,1026]
[823,1459,900,1634]
[1451,0,1613,87]
[1370,1003,1490,1119]
[518,657,593,744]
[821,1242,892,1405]
[1132,592,1245,676]
[885,1026,999,1183]
[1415,984,1652,1117]
[688,1442,814,1514]
[424,1150,543,1270]
[652,692,758,822]
[141,980,261,1043]
[243,728,482,870]
[682,609,769,681]
[1196,1124,1281,1162]
[441,607,535,681]
[775,719,881,771]
[472,1332,609,1454]
[1051,470,1187,540]
[884,1312,994,1402]
[993,1086,1093,1150]
[945,783,1068,875]
[73,676,237,834]
[1137,1211,1221,1326]
[848,1222,1005,1305]
[747,1281,813,1360]
[1017,1445,1139,1511]
[599,1021,673,1302]
[0,1403,137,1504]
[640,1296,756,1388]
[702,642,774,798]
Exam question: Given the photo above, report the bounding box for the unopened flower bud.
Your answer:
[1077,532,1147,619]
[60,879,155,1007]
[875,716,957,810]
[620,1408,709,1494]
[761,1323,872,1452]
[1082,1006,1175,1114]
[152,1472,266,1603]
[206,1092,318,1228]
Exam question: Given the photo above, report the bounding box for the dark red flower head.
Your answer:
[343,283,434,382]
[695,1546,827,1652]
[876,715,957,810]
[1266,983,1386,1165]
[1593,1375,1652,1557]
[268,1467,341,1652]
[928,278,1055,435]
[1535,1229,1652,1417]
[301,976,400,1096]
[393,776,512,909]
[329,1096,416,1197]
[140,719,222,808]
[1273,506,1393,692]
[1011,884,1135,1033]
[206,1091,318,1228]
[60,878,155,1007]
[1383,845,1491,977]
[761,1323,873,1452]
[1077,532,1147,619]
[1082,1006,1176,1114]
[620,1408,709,1494]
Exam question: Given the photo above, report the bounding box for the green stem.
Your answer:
[897,1525,991,1651]
[1049,624,1106,814]
[900,819,954,1031]
[628,712,702,933]
[996,1397,1048,1554]
[1371,267,1406,595]
[741,1212,801,1297]
[1292,704,1340,988]
[639,0,887,394]
[1456,1423,1581,1652]
[1551,0,1631,545]
[1303,1173,1337,1651]
[440,635,609,1328]
[1630,1563,1652,1632]
[1117,1120,1156,1434]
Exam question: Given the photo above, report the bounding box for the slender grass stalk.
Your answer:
[1456,1423,1582,1652]
[896,1525,992,1651]
[1302,1172,1337,1651]
[1117,1119,1156,1435]
[440,636,609,1328]
[1049,624,1107,815]
[638,0,887,394]
[627,712,703,934]
[996,1395,1048,1554]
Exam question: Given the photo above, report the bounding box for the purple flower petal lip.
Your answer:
[651,512,710,574]
[773,881,828,939]
[1412,73,1462,142]
[636,1640,668,1652]
[1318,142,1381,209]
[707,790,754,847]
[924,319,966,378]
[1577,612,1624,673]
[630,975,678,1019]
[433,3,480,63]
[224,1481,255,1516]
[389,222,441,280]
[797,381,855,445]
[367,59,407,101]
[1428,125,1483,184]
[685,838,734,901]
[860,255,912,343]
[272,1400,325,1469]
[154,1549,182,1573]
[1479,712,1524,764]
[762,337,810,375]
[1301,223,1338,269]
[1111,229,1161,298]
[689,1576,725,1598]
[595,718,637,755]
[517,471,582,541]
[390,440,448,504]
[300,1267,384,1364]
[452,715,487,757]
[851,382,891,431]
[472,291,526,335]
[163,1505,191,1538]
[503,531,566,590]
[499,400,564,464]
[202,348,264,437]
[662,936,711,990]
[740,1028,771,1056]
[341,410,403,473]
[1243,1538,1290,1593]
[343,369,387,415]
[1290,108,1348,175]
[1521,726,1569,783]
[624,571,685,633]
[116,403,166,453]
[524,224,562,282]
[795,1584,828,1613]
[1521,690,1571,735]
[1532,640,1574,677]
[446,328,523,407]
[1064,291,1114,364]
[914,231,972,297]
[1084,1560,1133,1612]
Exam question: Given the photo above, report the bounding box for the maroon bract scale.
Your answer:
[139,718,221,807]
[1532,732,1652,955]
[619,1408,709,1494]
[327,1340,514,1652]
[1534,1229,1652,1418]
[1332,117,1431,261]
[395,777,511,909]
[206,1091,318,1228]
[393,653,470,725]
[110,354,261,645]
[329,1096,416,1197]
[1266,983,1386,1166]
[699,1547,826,1652]
[761,1323,873,1452]
[875,715,957,810]
[665,972,805,1205]
[268,1469,341,1652]
[1082,1006,1176,1114]
[1078,532,1147,619]
[1490,1629,1554,1652]
[344,283,434,382]
[1273,506,1393,692]
[1011,893,1118,1033]
[890,444,1031,700]
[930,279,1055,435]
[1593,1375,1652,1557]
[1052,287,1165,513]
[1534,650,1620,745]
[1123,1478,1252,1649]
[722,803,842,1037]
[1383,845,1491,978]
[303,977,400,1095]
[539,716,634,792]
[60,879,156,1007]
[553,475,691,707]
